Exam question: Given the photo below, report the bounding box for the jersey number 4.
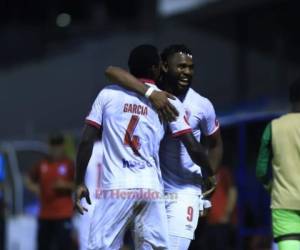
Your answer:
[124,115,141,155]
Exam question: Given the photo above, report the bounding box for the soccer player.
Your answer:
[105,44,223,249]
[256,80,300,250]
[76,141,103,250]
[75,45,214,250]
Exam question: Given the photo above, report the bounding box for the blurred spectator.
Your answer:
[25,133,75,250]
[64,134,77,161]
[200,165,238,250]
[256,80,300,250]
[0,154,5,250]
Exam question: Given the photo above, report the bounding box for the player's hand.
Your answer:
[199,198,211,217]
[202,175,217,198]
[74,184,91,215]
[149,90,179,123]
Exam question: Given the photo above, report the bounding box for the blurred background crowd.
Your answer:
[1,0,300,249]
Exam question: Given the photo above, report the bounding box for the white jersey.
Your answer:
[160,88,219,194]
[86,81,192,192]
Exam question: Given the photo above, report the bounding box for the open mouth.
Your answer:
[178,78,190,86]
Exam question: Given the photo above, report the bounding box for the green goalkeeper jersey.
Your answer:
[256,113,300,210]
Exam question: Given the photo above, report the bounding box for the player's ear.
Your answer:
[161,61,168,73]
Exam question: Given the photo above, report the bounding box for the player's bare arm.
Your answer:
[204,128,223,173]
[178,133,215,176]
[201,175,218,198]
[199,129,223,197]
[105,66,179,122]
[75,124,99,214]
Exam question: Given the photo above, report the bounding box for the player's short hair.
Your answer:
[289,79,300,103]
[128,44,160,78]
[161,44,192,62]
[48,133,65,146]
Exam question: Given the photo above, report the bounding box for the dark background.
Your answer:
[1,0,299,139]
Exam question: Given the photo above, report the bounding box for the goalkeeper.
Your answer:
[256,79,300,250]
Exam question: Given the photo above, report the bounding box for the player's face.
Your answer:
[163,52,194,95]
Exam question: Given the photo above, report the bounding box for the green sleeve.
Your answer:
[256,122,272,184]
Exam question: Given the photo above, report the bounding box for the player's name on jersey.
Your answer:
[123,103,148,116]
[122,158,153,169]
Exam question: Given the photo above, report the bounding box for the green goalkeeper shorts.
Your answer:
[272,209,300,242]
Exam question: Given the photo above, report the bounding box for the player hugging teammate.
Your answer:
[75,44,222,250]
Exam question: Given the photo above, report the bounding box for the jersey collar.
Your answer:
[177,87,191,102]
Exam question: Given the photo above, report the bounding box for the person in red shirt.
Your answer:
[26,134,75,250]
[208,166,237,224]
[204,165,238,250]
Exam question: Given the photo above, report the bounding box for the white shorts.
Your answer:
[165,193,201,240]
[75,199,97,250]
[88,189,169,250]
